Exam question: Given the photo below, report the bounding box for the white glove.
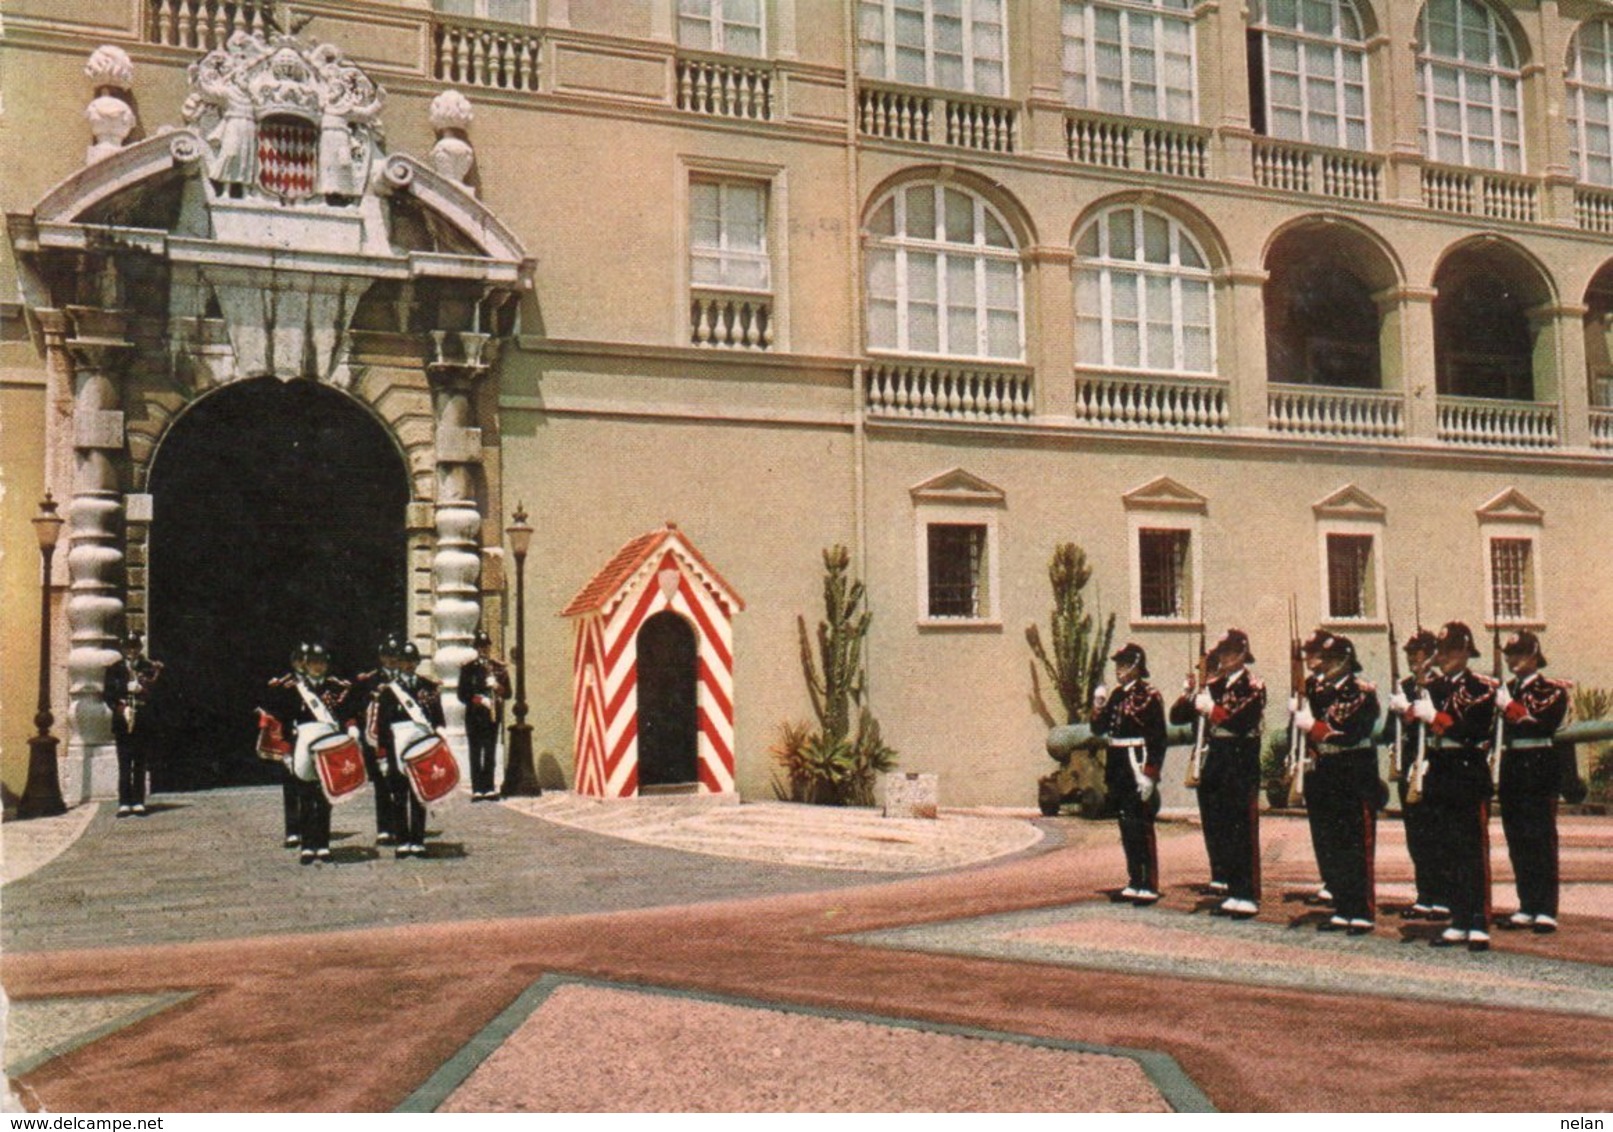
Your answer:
[1496,684,1513,710]
[1294,707,1316,731]
[1193,690,1215,715]
[1092,684,1109,710]
[1388,692,1411,714]
[1137,777,1156,802]
[1412,698,1438,724]
[1287,694,1300,715]
[347,725,360,742]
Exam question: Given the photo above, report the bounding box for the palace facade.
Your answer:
[3,0,1611,809]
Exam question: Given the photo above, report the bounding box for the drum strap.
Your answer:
[388,681,433,731]
[296,680,338,729]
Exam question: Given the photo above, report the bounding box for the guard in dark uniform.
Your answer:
[1496,630,1571,934]
[348,636,402,846]
[369,641,446,858]
[457,629,511,800]
[1295,629,1333,908]
[102,632,163,817]
[270,642,354,864]
[1295,632,1382,935]
[1091,643,1168,904]
[1413,621,1497,952]
[1171,628,1266,918]
[1386,629,1447,920]
[261,645,306,847]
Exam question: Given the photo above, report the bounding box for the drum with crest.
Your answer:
[401,732,461,805]
[311,731,368,804]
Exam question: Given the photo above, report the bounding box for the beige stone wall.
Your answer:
[1,374,49,798]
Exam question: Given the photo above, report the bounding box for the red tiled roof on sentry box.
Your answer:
[560,523,745,618]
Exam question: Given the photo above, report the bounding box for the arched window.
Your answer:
[1061,0,1196,122]
[1249,0,1369,149]
[865,183,1024,360]
[858,0,1007,96]
[1568,20,1613,186]
[1075,205,1214,375]
[1433,245,1546,401]
[1416,0,1523,171]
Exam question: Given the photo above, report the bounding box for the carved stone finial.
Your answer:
[84,47,136,165]
[429,90,476,190]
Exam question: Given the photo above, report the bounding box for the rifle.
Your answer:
[1184,623,1208,789]
[1283,596,1307,808]
[1489,626,1505,788]
[1386,611,1402,780]
[1405,675,1430,805]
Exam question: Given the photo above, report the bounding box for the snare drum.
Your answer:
[310,731,367,803]
[401,733,460,804]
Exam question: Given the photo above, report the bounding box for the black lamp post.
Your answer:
[18,492,67,819]
[500,502,541,796]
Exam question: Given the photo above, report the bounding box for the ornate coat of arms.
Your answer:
[182,31,383,204]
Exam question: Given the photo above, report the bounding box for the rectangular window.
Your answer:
[434,0,533,21]
[1490,537,1534,621]
[1062,0,1196,123]
[1137,527,1190,618]
[1326,533,1375,619]
[859,0,1007,95]
[679,0,765,56]
[690,179,770,291]
[927,523,986,618]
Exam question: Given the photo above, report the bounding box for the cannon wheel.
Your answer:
[1037,777,1064,817]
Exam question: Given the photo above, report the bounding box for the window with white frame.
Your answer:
[1137,527,1192,620]
[1488,536,1536,622]
[679,0,765,56]
[1075,205,1214,375]
[433,0,533,22]
[858,0,1007,96]
[927,524,987,618]
[866,183,1023,360]
[1061,0,1196,123]
[1249,0,1369,150]
[1324,532,1377,620]
[691,179,770,292]
[1568,20,1613,186]
[1415,0,1522,172]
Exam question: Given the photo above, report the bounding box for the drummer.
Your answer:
[270,642,355,865]
[368,641,446,859]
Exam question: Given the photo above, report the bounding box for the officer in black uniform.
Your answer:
[1091,643,1168,904]
[457,629,511,800]
[102,632,163,817]
[1171,628,1266,918]
[261,645,306,848]
[270,642,353,864]
[1413,621,1498,952]
[1295,632,1382,935]
[1386,629,1447,920]
[348,636,402,847]
[369,641,446,858]
[1496,630,1571,934]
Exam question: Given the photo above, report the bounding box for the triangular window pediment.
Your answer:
[1476,488,1544,524]
[910,468,1006,506]
[1122,476,1207,513]
[1312,483,1387,521]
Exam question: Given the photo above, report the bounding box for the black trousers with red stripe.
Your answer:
[1499,748,1561,919]
[1425,749,1493,932]
[1305,748,1379,922]
[1115,786,1160,892]
[1396,774,1442,908]
[1198,739,1261,902]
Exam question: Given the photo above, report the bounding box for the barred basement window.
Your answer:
[1490,537,1534,621]
[927,523,986,618]
[1326,533,1375,619]
[1137,527,1190,619]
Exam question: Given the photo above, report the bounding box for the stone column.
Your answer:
[1217,267,1270,431]
[428,330,493,774]
[1534,303,1592,449]
[63,306,133,803]
[1380,286,1440,442]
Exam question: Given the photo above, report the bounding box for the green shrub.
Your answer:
[1575,686,1613,804]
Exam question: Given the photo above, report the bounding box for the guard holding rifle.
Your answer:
[1409,621,1497,951]
[1171,628,1266,918]
[458,628,511,801]
[1386,629,1448,921]
[103,632,164,817]
[1295,632,1381,935]
[1496,630,1571,934]
[1092,643,1168,905]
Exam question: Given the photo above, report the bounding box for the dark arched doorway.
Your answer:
[636,611,698,789]
[147,378,410,790]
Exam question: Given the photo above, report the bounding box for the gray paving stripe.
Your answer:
[3,991,197,1077]
[0,787,932,953]
[397,973,1216,1114]
[842,904,1613,1019]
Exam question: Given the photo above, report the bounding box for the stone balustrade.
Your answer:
[1422,164,1539,223]
[1064,109,1208,179]
[433,13,542,92]
[1437,396,1559,449]
[677,53,773,121]
[865,360,1034,422]
[1575,186,1613,234]
[1251,138,1382,202]
[859,82,1016,154]
[1268,384,1403,440]
[1591,408,1613,450]
[1074,373,1227,432]
[148,0,269,49]
[691,291,773,350]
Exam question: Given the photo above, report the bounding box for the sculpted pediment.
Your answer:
[1312,483,1387,520]
[1122,476,1208,513]
[1476,487,1544,523]
[909,468,1007,505]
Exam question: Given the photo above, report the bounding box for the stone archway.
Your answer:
[146,378,410,790]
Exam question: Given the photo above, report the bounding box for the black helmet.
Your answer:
[473,629,493,648]
[1110,642,1149,679]
[1502,629,1547,668]
[304,643,330,664]
[122,631,144,652]
[1403,629,1438,656]
[1317,633,1362,673]
[1211,627,1254,665]
[399,641,421,662]
[1436,620,1482,659]
[378,634,403,659]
